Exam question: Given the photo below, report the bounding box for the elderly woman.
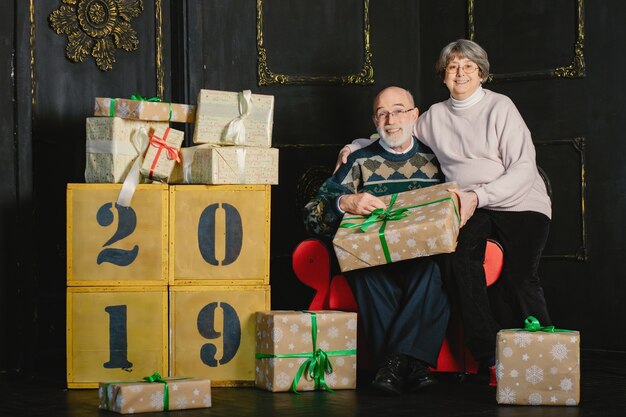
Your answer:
[337,39,552,383]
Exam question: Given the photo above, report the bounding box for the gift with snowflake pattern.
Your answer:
[495,317,580,406]
[332,182,460,272]
[98,374,211,414]
[255,311,357,392]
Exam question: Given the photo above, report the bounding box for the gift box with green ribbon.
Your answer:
[95,95,196,123]
[332,182,460,272]
[98,373,211,414]
[255,310,357,392]
[495,316,580,406]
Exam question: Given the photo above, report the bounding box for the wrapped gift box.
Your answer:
[496,320,580,406]
[255,310,357,392]
[85,117,169,183]
[99,375,211,413]
[95,97,196,123]
[139,126,184,182]
[332,182,460,272]
[170,145,278,184]
[193,89,274,147]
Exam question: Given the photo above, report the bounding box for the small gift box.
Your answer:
[496,317,580,406]
[95,96,196,123]
[332,182,460,272]
[139,126,184,182]
[98,373,211,414]
[85,117,169,184]
[193,89,274,147]
[255,310,357,393]
[170,145,278,184]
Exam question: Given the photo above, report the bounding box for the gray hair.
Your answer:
[435,39,490,80]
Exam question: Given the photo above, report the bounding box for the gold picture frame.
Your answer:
[467,0,585,82]
[256,0,374,86]
[536,137,587,261]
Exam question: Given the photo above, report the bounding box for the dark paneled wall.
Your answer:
[2,0,626,379]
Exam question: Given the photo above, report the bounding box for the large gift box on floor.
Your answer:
[496,317,580,406]
[139,126,184,182]
[193,89,274,147]
[170,145,278,184]
[95,96,196,123]
[332,182,460,272]
[85,117,169,183]
[255,310,357,392]
[99,374,211,413]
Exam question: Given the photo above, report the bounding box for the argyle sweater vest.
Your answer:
[304,137,444,238]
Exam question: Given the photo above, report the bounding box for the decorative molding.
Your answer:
[467,0,585,82]
[48,0,144,72]
[536,137,587,261]
[256,0,374,86]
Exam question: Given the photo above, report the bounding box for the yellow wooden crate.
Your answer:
[170,285,270,386]
[67,286,168,389]
[67,183,168,286]
[169,185,270,285]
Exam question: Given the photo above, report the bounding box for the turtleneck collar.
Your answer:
[450,85,485,110]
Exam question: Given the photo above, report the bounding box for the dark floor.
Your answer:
[2,349,625,417]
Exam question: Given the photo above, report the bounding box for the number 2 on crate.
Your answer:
[96,203,139,266]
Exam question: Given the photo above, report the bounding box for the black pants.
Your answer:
[347,258,450,367]
[440,209,551,362]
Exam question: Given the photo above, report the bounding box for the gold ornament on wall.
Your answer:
[49,0,144,71]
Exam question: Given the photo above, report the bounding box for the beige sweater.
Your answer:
[349,89,551,218]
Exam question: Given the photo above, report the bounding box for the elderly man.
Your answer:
[304,87,450,395]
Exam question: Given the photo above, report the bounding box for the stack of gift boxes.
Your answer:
[67,89,281,412]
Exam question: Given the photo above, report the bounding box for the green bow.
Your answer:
[522,316,573,333]
[255,311,356,393]
[130,93,172,121]
[143,372,169,410]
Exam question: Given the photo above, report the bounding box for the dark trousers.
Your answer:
[347,258,450,367]
[440,209,551,362]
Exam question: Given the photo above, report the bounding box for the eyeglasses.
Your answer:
[374,107,416,122]
[445,63,479,74]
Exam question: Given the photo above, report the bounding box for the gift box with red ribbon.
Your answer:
[98,373,211,414]
[332,182,460,272]
[255,310,357,393]
[139,126,184,182]
[95,95,196,123]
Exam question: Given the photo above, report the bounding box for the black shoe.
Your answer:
[405,358,438,392]
[371,353,407,395]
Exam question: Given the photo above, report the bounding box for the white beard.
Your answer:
[377,121,413,149]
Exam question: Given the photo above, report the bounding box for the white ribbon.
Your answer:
[236,147,247,183]
[222,90,252,145]
[85,139,140,156]
[116,127,150,207]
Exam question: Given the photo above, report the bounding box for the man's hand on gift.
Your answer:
[449,189,478,227]
[339,192,386,215]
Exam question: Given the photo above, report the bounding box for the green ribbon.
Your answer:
[108,98,116,117]
[339,194,460,264]
[143,372,169,410]
[130,93,172,121]
[255,311,357,393]
[521,316,574,333]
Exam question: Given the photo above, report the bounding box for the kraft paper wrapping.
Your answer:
[139,126,184,182]
[193,89,274,147]
[94,97,196,123]
[98,377,211,413]
[85,117,169,183]
[255,311,357,392]
[332,182,460,272]
[496,329,581,406]
[170,145,278,184]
